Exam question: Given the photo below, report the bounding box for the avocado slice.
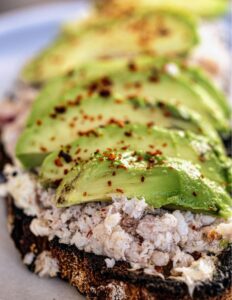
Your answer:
[22,10,198,83]
[40,124,231,190]
[180,66,231,120]
[26,57,230,135]
[54,151,232,218]
[96,0,228,18]
[16,94,222,168]
[28,56,231,121]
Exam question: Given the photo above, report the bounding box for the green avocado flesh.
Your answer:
[97,0,228,17]
[40,124,231,190]
[26,56,230,135]
[22,10,198,83]
[16,95,222,168]
[183,67,231,120]
[54,151,232,218]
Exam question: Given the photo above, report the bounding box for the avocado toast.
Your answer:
[1,2,232,300]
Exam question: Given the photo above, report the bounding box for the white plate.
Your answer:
[0,2,89,299]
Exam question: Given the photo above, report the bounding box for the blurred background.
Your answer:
[0,0,79,12]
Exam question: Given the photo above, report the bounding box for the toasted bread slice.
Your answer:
[5,196,232,300]
[1,134,231,300]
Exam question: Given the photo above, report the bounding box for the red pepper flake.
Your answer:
[136,155,143,162]
[158,102,165,108]
[158,27,170,36]
[117,164,127,170]
[124,131,132,137]
[75,148,81,155]
[87,230,93,238]
[116,188,124,193]
[141,176,145,183]
[163,111,171,117]
[192,191,197,197]
[199,154,206,162]
[40,146,47,152]
[105,153,116,161]
[36,120,42,126]
[149,144,154,149]
[156,149,163,155]
[64,169,68,175]
[128,61,137,72]
[49,113,57,119]
[101,76,113,86]
[66,69,75,77]
[127,94,137,100]
[54,105,66,114]
[121,145,129,150]
[83,192,87,196]
[162,143,167,148]
[98,114,103,120]
[88,82,99,95]
[206,230,221,242]
[115,99,123,104]
[58,150,72,163]
[99,89,111,98]
[67,96,82,106]
[78,129,99,137]
[108,118,125,128]
[148,149,162,156]
[148,75,159,83]
[75,95,83,103]
[54,158,63,167]
[107,180,112,187]
[155,266,163,273]
[134,81,141,89]
[147,121,154,128]
[112,171,116,176]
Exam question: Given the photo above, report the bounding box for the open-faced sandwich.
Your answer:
[0,1,231,299]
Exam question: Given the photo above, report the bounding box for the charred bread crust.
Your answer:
[7,197,49,273]
[0,135,11,180]
[6,196,232,300]
[222,135,232,157]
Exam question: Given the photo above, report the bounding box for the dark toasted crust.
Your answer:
[223,135,232,157]
[6,196,232,300]
[0,136,11,181]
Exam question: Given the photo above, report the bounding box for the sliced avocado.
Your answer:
[40,124,231,190]
[54,151,232,218]
[96,0,228,18]
[26,57,230,135]
[25,56,165,124]
[94,67,229,134]
[16,94,222,168]
[22,10,198,83]
[181,66,231,120]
